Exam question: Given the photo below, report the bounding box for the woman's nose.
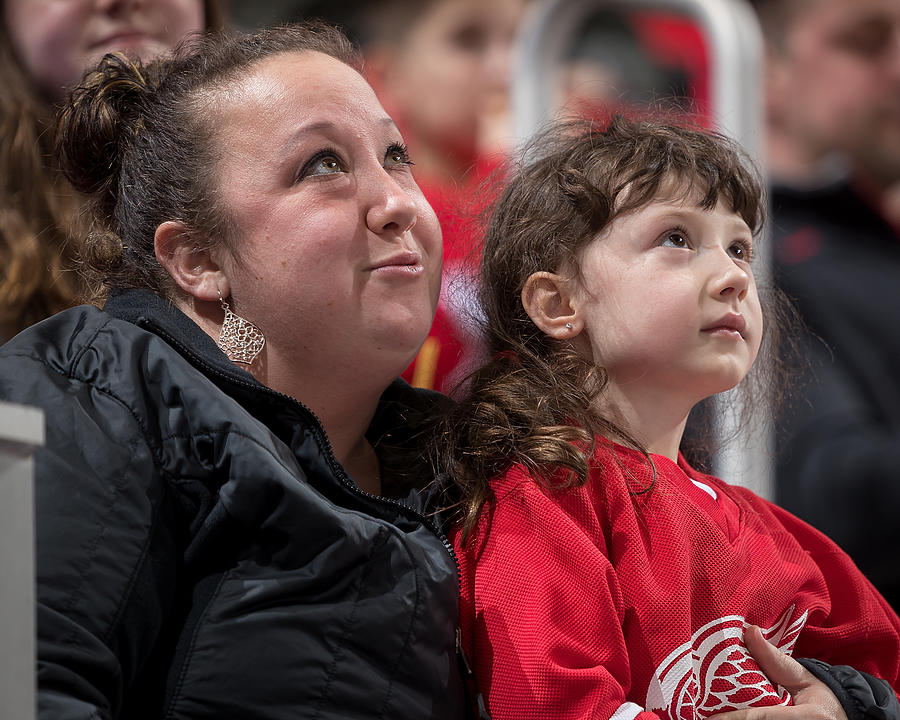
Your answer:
[366,170,418,237]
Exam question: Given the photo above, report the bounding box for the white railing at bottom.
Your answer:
[0,401,44,720]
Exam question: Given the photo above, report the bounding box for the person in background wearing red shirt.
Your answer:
[364,0,525,392]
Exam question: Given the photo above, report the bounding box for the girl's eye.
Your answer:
[729,240,753,262]
[385,143,413,168]
[299,151,345,179]
[660,230,689,249]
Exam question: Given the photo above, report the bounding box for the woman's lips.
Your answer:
[368,250,423,272]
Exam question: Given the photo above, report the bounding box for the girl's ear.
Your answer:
[154,220,228,301]
[521,271,582,339]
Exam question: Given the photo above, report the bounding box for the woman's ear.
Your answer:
[521,271,581,339]
[154,220,227,301]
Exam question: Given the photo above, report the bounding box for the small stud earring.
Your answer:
[217,289,265,365]
[565,322,573,330]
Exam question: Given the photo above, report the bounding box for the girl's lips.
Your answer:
[703,327,744,339]
[702,313,747,338]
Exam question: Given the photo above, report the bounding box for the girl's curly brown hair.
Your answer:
[438,115,795,539]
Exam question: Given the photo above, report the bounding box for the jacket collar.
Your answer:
[102,289,450,487]
[102,288,261,389]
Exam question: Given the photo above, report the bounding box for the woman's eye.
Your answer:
[318,156,340,172]
[385,143,413,168]
[300,151,344,179]
[661,231,689,249]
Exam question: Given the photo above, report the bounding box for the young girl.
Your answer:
[444,116,900,720]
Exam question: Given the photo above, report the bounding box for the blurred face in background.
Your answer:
[4,0,205,101]
[370,0,525,176]
[768,0,900,185]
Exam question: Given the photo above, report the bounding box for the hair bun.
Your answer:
[56,53,157,213]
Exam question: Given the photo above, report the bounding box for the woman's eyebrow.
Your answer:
[281,116,400,147]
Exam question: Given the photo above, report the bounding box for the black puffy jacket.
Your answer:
[0,289,466,720]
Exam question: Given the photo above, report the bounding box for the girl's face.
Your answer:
[4,0,205,100]
[211,51,442,389]
[570,190,763,411]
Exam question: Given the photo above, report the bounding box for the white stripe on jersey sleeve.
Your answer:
[609,701,645,720]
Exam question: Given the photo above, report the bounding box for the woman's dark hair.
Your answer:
[54,21,359,301]
[440,115,793,538]
[0,0,226,338]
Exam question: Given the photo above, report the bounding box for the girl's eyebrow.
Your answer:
[643,205,752,236]
[641,206,698,223]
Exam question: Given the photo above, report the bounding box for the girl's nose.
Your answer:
[710,251,751,301]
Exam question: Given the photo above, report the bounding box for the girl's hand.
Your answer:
[709,625,848,720]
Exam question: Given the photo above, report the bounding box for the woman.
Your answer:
[0,0,224,340]
[0,23,463,719]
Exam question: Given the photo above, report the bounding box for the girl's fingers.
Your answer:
[709,627,812,720]
[712,625,848,720]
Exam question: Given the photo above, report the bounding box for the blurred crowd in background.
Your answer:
[1,0,899,608]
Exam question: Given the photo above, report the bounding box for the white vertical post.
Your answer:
[0,401,44,720]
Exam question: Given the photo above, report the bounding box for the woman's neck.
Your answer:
[341,437,382,496]
[181,298,388,494]
[256,351,388,494]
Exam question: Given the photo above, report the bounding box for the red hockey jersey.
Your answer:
[454,438,900,720]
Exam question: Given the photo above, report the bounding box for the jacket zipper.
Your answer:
[150,324,461,580]
[151,323,475,714]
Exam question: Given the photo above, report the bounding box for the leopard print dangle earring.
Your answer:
[217,289,265,364]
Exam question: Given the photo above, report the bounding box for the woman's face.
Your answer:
[4,0,205,100]
[212,51,442,384]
